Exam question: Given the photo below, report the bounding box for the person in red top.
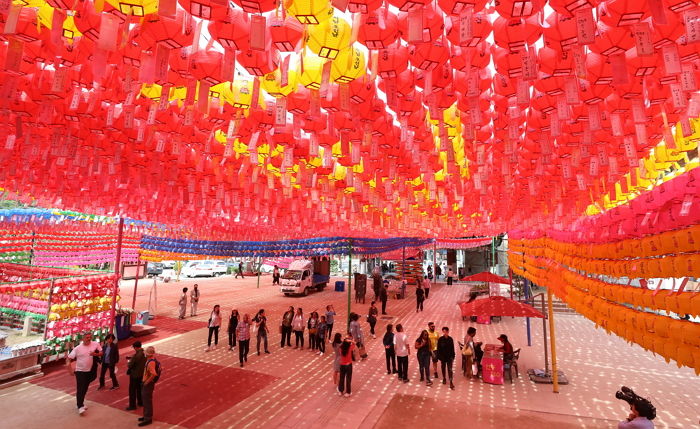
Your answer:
[337,335,356,397]
[497,334,514,361]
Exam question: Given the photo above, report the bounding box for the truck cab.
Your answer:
[281,258,330,296]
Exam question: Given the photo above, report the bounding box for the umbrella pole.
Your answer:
[541,293,548,375]
[524,279,532,347]
[547,288,559,393]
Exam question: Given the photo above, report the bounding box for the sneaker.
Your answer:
[78,407,86,415]
[96,386,104,391]
[138,420,152,427]
[265,351,270,354]
[337,390,343,397]
[343,393,351,397]
[319,352,324,356]
[450,382,455,390]
[205,347,211,352]
[434,372,438,378]
[426,381,433,386]
[110,385,120,390]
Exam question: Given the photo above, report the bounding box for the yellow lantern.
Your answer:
[261,68,299,97]
[306,15,351,59]
[284,0,333,25]
[224,78,266,109]
[37,4,83,40]
[298,55,325,89]
[105,0,158,17]
[331,46,366,84]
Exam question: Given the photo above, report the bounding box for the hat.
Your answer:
[133,341,142,348]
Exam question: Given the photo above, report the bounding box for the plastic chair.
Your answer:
[504,348,520,383]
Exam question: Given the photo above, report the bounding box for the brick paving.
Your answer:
[2,273,699,428]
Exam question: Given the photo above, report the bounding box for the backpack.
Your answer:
[147,358,162,383]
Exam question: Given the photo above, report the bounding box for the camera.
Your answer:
[616,386,656,420]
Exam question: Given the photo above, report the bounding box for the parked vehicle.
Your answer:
[280,258,330,296]
[212,261,228,276]
[147,262,164,277]
[161,260,176,269]
[182,261,214,277]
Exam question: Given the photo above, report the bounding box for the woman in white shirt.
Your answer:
[292,308,305,349]
[394,324,410,383]
[206,305,222,351]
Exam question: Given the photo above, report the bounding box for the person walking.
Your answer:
[227,309,239,351]
[394,324,410,383]
[367,301,379,339]
[178,287,188,319]
[237,314,251,367]
[372,273,382,301]
[308,311,319,352]
[138,346,160,427]
[348,313,364,358]
[66,332,102,415]
[206,305,222,351]
[190,284,200,317]
[416,283,425,313]
[435,264,442,280]
[331,333,343,385]
[463,327,481,378]
[447,267,454,285]
[253,309,270,355]
[272,265,280,285]
[337,335,356,397]
[238,261,245,278]
[317,315,327,355]
[422,276,431,299]
[126,341,146,411]
[281,306,294,347]
[415,330,433,386]
[427,322,440,379]
[292,308,305,349]
[97,333,119,391]
[383,324,397,375]
[325,305,336,341]
[379,284,389,315]
[437,327,456,389]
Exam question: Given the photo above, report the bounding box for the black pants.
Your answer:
[418,352,431,381]
[239,339,250,363]
[256,331,268,353]
[385,347,397,373]
[338,364,353,394]
[416,299,424,312]
[128,376,143,408]
[208,326,220,347]
[294,330,304,348]
[142,382,155,421]
[326,323,333,340]
[397,356,409,381]
[369,319,377,335]
[381,299,387,314]
[441,359,454,381]
[425,289,430,299]
[75,371,92,408]
[228,331,237,348]
[317,336,326,353]
[447,277,453,285]
[309,332,317,350]
[281,325,292,346]
[99,362,119,387]
[273,274,279,284]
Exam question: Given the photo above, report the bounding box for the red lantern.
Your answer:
[398,5,445,43]
[494,0,542,18]
[548,0,599,17]
[542,11,579,52]
[189,51,225,85]
[387,0,428,12]
[538,46,574,76]
[349,76,377,104]
[493,16,542,52]
[379,68,417,96]
[377,44,409,78]
[450,43,491,71]
[231,0,277,13]
[438,0,487,16]
[208,10,250,51]
[589,23,635,56]
[357,9,399,50]
[286,88,311,115]
[445,12,492,47]
[586,52,613,84]
[138,10,195,50]
[177,0,229,20]
[347,0,383,13]
[270,17,304,52]
[598,0,650,27]
[237,46,280,76]
[409,38,450,70]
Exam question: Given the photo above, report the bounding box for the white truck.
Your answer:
[280,258,331,296]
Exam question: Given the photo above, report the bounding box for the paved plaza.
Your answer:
[1,274,698,428]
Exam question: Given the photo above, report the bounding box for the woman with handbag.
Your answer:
[463,327,481,378]
[206,305,222,351]
[367,302,378,339]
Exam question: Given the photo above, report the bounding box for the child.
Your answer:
[316,316,327,355]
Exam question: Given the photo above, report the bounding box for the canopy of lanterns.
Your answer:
[0,0,698,239]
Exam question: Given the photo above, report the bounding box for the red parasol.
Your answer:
[461,271,511,284]
[458,296,545,318]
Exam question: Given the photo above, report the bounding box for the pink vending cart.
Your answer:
[481,344,504,385]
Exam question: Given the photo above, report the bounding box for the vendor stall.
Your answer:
[481,344,504,385]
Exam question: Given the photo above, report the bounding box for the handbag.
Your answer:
[462,346,473,356]
[358,344,368,359]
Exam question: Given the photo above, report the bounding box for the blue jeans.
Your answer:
[418,352,431,381]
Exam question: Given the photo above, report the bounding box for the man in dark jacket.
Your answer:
[437,327,455,389]
[98,334,119,390]
[126,341,147,411]
[379,284,389,315]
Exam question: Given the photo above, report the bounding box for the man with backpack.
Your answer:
[139,346,161,427]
